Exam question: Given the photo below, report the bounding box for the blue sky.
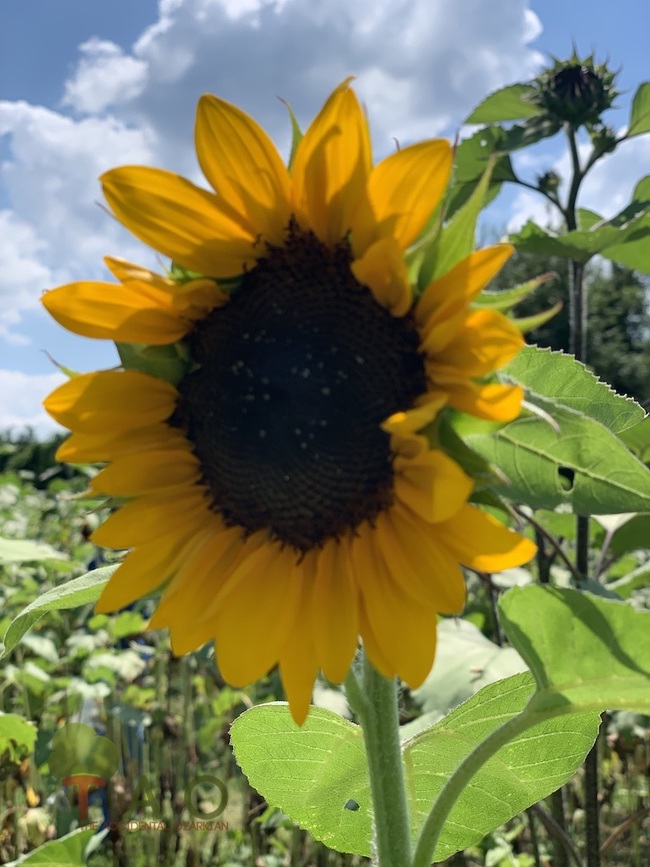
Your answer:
[1,0,648,432]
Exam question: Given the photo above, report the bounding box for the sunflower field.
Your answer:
[1,60,649,867]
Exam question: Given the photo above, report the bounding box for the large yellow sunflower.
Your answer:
[43,82,535,723]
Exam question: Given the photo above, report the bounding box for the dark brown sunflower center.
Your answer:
[176,224,426,552]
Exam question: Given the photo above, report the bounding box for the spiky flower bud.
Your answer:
[531,54,618,127]
[538,170,561,194]
[590,125,618,157]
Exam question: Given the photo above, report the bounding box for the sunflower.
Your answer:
[43,81,535,724]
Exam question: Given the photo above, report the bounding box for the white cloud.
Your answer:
[0,0,544,349]
[0,101,158,340]
[63,0,545,165]
[0,370,64,434]
[63,39,148,115]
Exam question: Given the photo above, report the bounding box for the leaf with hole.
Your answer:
[462,400,650,513]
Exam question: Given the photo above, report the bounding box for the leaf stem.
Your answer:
[350,654,413,866]
[411,712,533,867]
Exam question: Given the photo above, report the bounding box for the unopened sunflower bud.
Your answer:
[538,170,561,194]
[532,55,618,127]
[590,125,618,156]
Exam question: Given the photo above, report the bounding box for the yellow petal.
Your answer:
[416,245,514,327]
[442,380,524,422]
[196,94,291,242]
[214,544,303,687]
[42,281,193,344]
[394,449,473,523]
[312,539,359,684]
[279,587,319,726]
[152,527,244,654]
[358,603,396,680]
[44,370,177,433]
[168,279,228,317]
[433,309,524,378]
[293,82,372,245]
[352,524,439,687]
[382,400,444,438]
[91,488,212,548]
[351,238,413,317]
[438,505,537,572]
[101,166,258,277]
[96,531,194,613]
[104,257,174,288]
[364,140,452,250]
[55,424,187,463]
[378,505,466,614]
[90,449,200,496]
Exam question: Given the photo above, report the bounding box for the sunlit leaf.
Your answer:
[499,586,650,715]
[0,537,68,564]
[465,84,542,123]
[465,401,650,513]
[501,346,645,434]
[627,82,650,138]
[5,827,96,866]
[0,566,116,658]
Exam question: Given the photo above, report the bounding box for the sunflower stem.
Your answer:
[354,653,412,866]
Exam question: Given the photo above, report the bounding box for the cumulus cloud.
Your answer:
[63,0,545,165]
[1,0,545,348]
[0,101,158,339]
[0,370,64,433]
[63,39,148,115]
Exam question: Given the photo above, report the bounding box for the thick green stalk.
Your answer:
[564,124,601,867]
[347,655,412,866]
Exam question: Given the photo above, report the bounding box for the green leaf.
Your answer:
[607,562,650,598]
[499,586,650,715]
[405,673,599,861]
[453,128,516,184]
[0,712,37,762]
[419,157,495,290]
[510,208,650,272]
[232,675,599,861]
[608,514,650,558]
[0,566,116,659]
[501,346,645,434]
[463,401,650,514]
[0,536,68,564]
[577,208,603,230]
[509,222,594,262]
[465,85,542,123]
[6,828,96,866]
[627,82,650,138]
[110,610,147,639]
[619,416,650,463]
[232,704,371,855]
